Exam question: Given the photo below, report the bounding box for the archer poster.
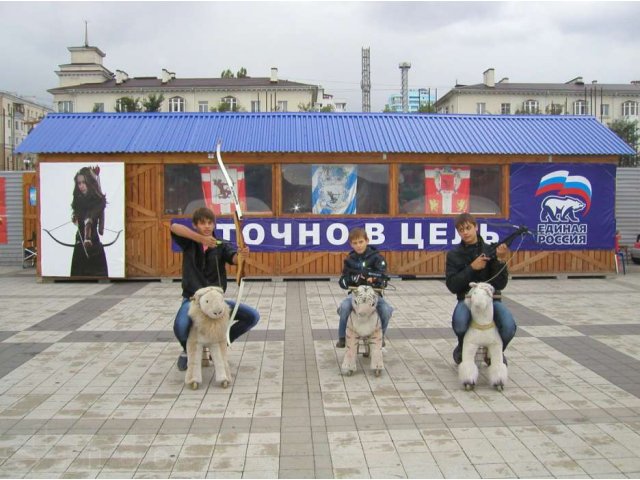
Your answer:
[424,166,470,214]
[40,163,125,278]
[312,165,357,214]
[0,177,7,244]
[200,166,247,215]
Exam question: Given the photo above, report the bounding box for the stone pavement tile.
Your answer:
[333,466,370,478]
[61,470,100,478]
[243,455,279,471]
[540,457,587,476]
[404,463,444,478]
[205,471,242,478]
[278,469,315,479]
[609,457,640,474]
[100,457,143,472]
[208,455,245,471]
[245,442,279,457]
[170,456,209,474]
[179,443,215,458]
[575,458,622,475]
[368,465,407,478]
[474,462,517,478]
[134,471,172,479]
[457,437,505,464]
[241,469,279,478]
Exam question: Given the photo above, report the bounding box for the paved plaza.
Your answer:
[0,264,640,479]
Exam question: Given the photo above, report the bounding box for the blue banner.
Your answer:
[171,217,529,253]
[510,163,616,250]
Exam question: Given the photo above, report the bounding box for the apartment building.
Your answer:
[386,88,435,113]
[0,91,53,170]
[49,43,331,114]
[436,68,640,124]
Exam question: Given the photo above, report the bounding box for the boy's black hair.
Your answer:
[348,227,368,242]
[454,212,476,230]
[192,207,216,224]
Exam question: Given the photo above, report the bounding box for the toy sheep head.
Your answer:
[465,282,495,311]
[351,285,379,315]
[191,286,229,320]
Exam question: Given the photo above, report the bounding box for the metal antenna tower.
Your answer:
[361,47,371,112]
[399,62,411,113]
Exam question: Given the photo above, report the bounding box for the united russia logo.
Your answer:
[534,170,592,246]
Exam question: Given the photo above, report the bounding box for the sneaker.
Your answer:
[177,351,188,371]
[452,344,462,365]
[382,337,386,348]
[336,337,346,348]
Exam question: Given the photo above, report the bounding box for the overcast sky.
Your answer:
[2,1,639,112]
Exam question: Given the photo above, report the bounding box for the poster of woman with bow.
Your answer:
[40,163,125,278]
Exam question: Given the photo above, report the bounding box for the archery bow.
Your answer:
[213,139,246,346]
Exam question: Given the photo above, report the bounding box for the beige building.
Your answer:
[436,68,640,125]
[49,43,332,114]
[0,91,53,171]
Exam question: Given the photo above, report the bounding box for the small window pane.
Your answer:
[281,164,389,215]
[198,101,208,113]
[501,103,511,114]
[164,164,272,215]
[398,164,501,215]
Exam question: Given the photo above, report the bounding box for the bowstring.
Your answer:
[484,233,527,284]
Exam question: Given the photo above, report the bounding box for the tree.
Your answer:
[236,67,248,78]
[220,69,235,78]
[298,102,314,112]
[545,103,564,115]
[609,118,639,167]
[142,93,165,112]
[383,104,394,113]
[319,105,335,112]
[114,96,141,112]
[211,100,243,112]
[418,101,436,113]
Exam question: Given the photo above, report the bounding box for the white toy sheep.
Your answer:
[458,282,508,391]
[185,286,232,390]
[341,285,384,377]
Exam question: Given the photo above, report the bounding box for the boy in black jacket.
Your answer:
[171,207,260,371]
[445,213,516,365]
[336,227,393,348]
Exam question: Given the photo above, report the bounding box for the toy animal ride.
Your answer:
[341,285,384,377]
[185,286,232,390]
[458,282,508,391]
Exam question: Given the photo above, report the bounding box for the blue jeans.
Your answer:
[338,295,393,339]
[452,300,516,349]
[174,297,260,350]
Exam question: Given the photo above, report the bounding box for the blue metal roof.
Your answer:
[17,112,635,156]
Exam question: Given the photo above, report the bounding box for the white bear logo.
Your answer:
[540,196,585,223]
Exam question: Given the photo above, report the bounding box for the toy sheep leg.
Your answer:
[185,333,203,389]
[368,324,384,377]
[458,339,480,390]
[210,341,231,388]
[341,322,358,375]
[486,340,508,390]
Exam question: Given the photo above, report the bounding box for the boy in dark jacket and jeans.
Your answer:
[445,212,516,365]
[336,227,393,348]
[171,207,260,371]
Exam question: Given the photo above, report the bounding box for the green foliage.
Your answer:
[212,100,243,112]
[237,67,248,78]
[114,96,141,112]
[221,69,235,78]
[142,93,165,112]
[320,105,335,112]
[298,102,313,112]
[418,101,436,113]
[609,118,639,167]
[383,104,393,112]
[545,103,564,115]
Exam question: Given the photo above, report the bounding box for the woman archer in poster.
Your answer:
[70,166,109,277]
